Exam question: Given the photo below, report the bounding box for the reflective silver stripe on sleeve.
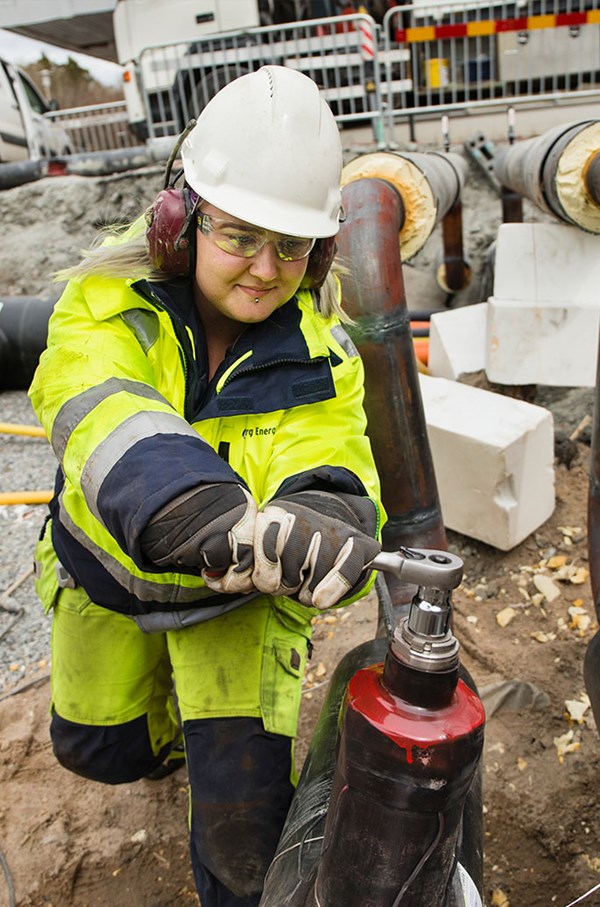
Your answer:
[52,378,168,463]
[80,409,201,522]
[57,489,216,605]
[122,310,160,353]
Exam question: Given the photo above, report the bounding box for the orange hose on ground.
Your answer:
[0,491,53,505]
[0,422,46,438]
[413,337,429,365]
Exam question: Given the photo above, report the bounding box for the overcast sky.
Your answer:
[0,27,121,85]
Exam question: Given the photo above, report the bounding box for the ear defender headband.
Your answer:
[146,120,338,286]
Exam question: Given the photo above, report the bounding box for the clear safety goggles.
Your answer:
[197,211,316,262]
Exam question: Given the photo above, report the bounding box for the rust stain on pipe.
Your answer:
[338,178,446,605]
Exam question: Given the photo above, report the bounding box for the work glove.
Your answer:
[140,483,257,594]
[253,490,381,609]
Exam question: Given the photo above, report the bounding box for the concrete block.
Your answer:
[487,223,600,387]
[419,374,555,550]
[428,303,488,380]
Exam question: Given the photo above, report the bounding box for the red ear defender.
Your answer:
[145,188,197,278]
[301,236,337,291]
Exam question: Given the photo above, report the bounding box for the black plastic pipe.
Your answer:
[0,296,55,390]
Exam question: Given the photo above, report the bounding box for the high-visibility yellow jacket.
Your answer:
[29,274,384,627]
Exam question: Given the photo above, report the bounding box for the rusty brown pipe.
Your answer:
[337,177,447,611]
[500,184,523,224]
[439,197,470,293]
[585,330,600,732]
[588,357,600,617]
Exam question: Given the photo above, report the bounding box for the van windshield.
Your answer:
[16,72,48,115]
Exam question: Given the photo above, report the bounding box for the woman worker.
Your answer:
[29,65,384,906]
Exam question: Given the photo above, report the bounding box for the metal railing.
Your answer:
[39,3,600,156]
[381,0,600,139]
[44,101,139,153]
[135,13,405,144]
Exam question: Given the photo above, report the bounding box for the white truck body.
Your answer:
[113,0,263,134]
[111,0,402,140]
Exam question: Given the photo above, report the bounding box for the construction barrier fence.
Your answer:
[382,0,600,138]
[45,1,600,153]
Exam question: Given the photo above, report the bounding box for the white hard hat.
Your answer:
[180,66,343,238]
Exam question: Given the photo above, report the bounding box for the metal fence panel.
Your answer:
[40,4,600,157]
[135,13,401,144]
[45,101,139,153]
[382,0,600,133]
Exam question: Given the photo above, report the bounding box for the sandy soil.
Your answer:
[0,154,599,907]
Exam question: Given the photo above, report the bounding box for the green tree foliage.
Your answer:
[24,54,123,110]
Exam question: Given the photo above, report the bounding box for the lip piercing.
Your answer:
[254,297,260,304]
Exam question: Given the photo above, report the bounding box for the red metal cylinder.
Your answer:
[313,648,485,906]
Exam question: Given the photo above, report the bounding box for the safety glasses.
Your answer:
[197,211,316,262]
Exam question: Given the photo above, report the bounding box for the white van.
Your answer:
[0,59,73,162]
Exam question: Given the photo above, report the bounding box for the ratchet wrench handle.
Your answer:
[371,547,464,592]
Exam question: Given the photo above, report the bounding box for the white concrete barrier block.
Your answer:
[428,303,488,380]
[487,223,600,387]
[419,374,555,550]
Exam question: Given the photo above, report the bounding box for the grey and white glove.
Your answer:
[140,483,257,594]
[253,490,381,609]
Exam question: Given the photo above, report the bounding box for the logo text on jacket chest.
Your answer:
[242,426,277,439]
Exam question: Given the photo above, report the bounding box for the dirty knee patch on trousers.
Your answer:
[186,716,295,902]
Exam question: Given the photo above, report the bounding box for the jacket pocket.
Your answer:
[260,615,308,738]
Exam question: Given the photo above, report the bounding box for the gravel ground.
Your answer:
[0,390,58,694]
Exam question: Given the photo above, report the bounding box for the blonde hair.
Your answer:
[55,216,351,322]
[54,218,158,284]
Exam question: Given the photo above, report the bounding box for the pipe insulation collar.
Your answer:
[554,121,600,234]
[342,151,468,260]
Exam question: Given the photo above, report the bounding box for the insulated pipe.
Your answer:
[494,120,600,233]
[56,145,156,177]
[0,297,55,390]
[0,159,48,191]
[0,145,165,191]
[337,178,446,609]
[341,150,471,291]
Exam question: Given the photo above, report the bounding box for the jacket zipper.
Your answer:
[217,355,326,393]
[132,282,197,422]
